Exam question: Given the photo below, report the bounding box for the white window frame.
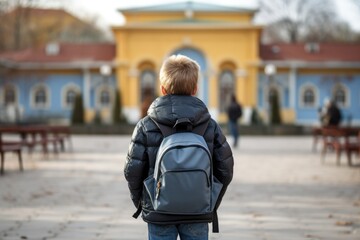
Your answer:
[332,83,350,108]
[30,84,51,110]
[299,84,318,109]
[62,84,81,109]
[95,84,113,109]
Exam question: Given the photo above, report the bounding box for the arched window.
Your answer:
[62,84,81,109]
[299,84,318,108]
[66,90,77,106]
[304,89,314,105]
[332,84,348,107]
[4,86,16,105]
[31,85,49,109]
[35,89,46,104]
[140,70,156,103]
[219,70,235,112]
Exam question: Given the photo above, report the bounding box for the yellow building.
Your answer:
[112,1,262,123]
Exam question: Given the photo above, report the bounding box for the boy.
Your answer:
[124,55,234,240]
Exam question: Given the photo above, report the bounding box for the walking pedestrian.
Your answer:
[227,94,242,148]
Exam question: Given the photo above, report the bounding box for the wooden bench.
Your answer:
[321,127,360,166]
[0,133,23,175]
[0,125,71,156]
[48,126,72,151]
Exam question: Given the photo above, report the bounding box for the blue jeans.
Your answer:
[228,120,239,147]
[148,223,209,240]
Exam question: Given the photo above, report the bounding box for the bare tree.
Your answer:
[0,0,109,52]
[257,0,354,43]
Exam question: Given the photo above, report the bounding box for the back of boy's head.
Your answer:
[160,54,199,95]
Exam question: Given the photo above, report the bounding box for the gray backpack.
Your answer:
[144,117,223,231]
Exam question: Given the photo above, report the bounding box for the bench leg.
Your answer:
[346,151,352,166]
[321,145,326,164]
[17,150,23,171]
[336,149,341,166]
[0,151,4,175]
[60,139,65,152]
[53,142,58,154]
[312,137,318,152]
[68,137,73,151]
[42,142,48,157]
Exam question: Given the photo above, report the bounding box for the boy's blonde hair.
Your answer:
[160,55,200,95]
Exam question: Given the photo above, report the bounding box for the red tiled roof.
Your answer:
[0,43,116,63]
[260,43,360,62]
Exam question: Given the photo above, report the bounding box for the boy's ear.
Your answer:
[191,85,198,96]
[161,85,167,95]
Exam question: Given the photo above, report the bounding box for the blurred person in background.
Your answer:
[319,98,342,127]
[227,94,242,148]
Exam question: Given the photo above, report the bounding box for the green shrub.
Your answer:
[92,110,102,125]
[71,93,84,125]
[270,92,282,125]
[250,107,263,125]
[112,89,122,123]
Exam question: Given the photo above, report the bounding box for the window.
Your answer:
[35,89,46,104]
[140,70,156,103]
[4,86,16,105]
[31,85,50,109]
[332,84,348,107]
[219,70,235,112]
[334,88,346,106]
[299,84,318,108]
[303,89,315,106]
[62,84,80,109]
[66,90,77,106]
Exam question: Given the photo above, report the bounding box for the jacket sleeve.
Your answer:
[211,120,234,209]
[124,120,148,208]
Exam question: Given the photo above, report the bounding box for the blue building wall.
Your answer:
[257,73,290,109]
[296,74,360,125]
[0,71,117,123]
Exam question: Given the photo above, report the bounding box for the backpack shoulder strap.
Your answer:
[193,120,210,136]
[150,117,209,137]
[149,117,174,137]
[212,210,219,233]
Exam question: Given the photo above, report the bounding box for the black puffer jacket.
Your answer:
[124,95,234,224]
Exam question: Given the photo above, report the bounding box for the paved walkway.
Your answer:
[0,135,359,240]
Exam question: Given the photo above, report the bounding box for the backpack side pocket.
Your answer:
[211,176,223,211]
[144,175,156,208]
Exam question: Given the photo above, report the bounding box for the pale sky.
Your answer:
[60,0,360,31]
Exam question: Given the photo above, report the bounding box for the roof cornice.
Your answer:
[119,1,257,13]
[112,23,262,30]
[258,60,360,69]
[0,60,117,70]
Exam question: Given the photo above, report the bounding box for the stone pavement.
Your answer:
[0,135,359,240]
